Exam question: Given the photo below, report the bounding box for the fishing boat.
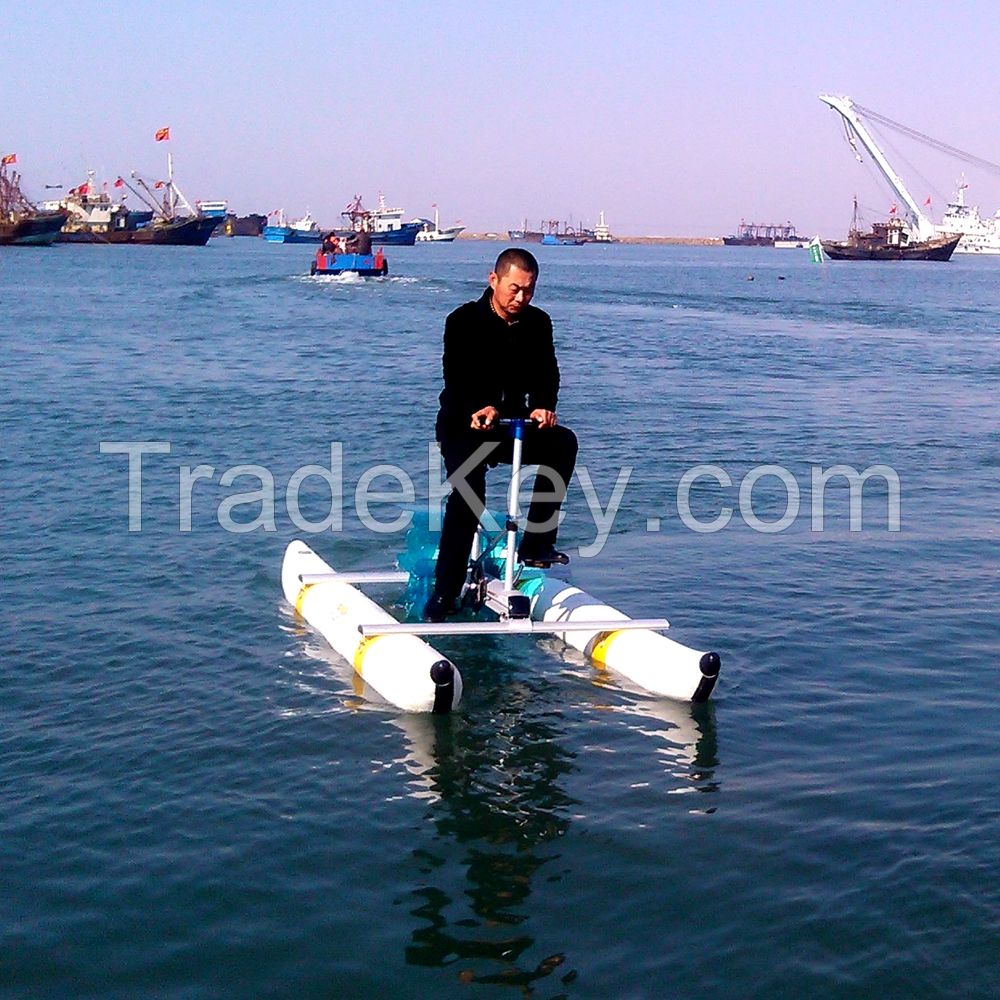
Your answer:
[340,194,422,246]
[414,204,465,242]
[819,94,998,255]
[281,419,720,713]
[263,210,324,243]
[309,248,388,277]
[821,201,961,261]
[0,159,67,246]
[49,153,221,245]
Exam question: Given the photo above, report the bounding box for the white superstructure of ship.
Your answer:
[592,210,615,243]
[937,180,1000,254]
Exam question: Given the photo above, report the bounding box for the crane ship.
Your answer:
[820,94,1000,255]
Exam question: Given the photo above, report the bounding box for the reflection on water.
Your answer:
[388,654,722,993]
[390,673,576,993]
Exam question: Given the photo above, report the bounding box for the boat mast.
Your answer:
[164,149,196,218]
[819,94,937,241]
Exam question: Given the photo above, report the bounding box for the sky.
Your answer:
[5,1,1000,237]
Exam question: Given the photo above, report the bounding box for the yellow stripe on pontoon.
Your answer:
[590,629,625,665]
[353,634,384,676]
[295,584,315,616]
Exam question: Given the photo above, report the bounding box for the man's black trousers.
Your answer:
[434,425,578,603]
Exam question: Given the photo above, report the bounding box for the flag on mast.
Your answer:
[155,127,171,142]
[1,153,16,165]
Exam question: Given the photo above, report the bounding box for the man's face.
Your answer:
[489,265,537,320]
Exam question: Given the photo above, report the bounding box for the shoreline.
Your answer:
[459,233,723,246]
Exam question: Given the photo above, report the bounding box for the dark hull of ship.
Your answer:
[218,214,267,237]
[821,233,961,261]
[57,215,222,246]
[722,236,775,246]
[508,229,595,243]
[0,211,68,246]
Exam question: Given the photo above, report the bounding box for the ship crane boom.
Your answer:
[819,93,937,241]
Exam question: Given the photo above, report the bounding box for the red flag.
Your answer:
[154,127,171,142]
[924,196,932,206]
[154,180,165,189]
[889,203,897,215]
[78,183,90,195]
[114,177,124,188]
[1,153,15,165]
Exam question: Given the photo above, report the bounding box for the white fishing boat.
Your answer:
[341,193,423,245]
[281,419,720,713]
[415,204,465,242]
[820,94,1000,254]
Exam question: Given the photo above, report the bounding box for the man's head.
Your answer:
[489,248,539,321]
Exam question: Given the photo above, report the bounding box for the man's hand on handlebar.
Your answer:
[530,408,557,429]
[471,405,499,430]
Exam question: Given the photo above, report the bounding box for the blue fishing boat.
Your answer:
[310,249,388,277]
[263,210,324,244]
[540,233,587,246]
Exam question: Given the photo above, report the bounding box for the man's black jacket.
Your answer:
[435,287,560,440]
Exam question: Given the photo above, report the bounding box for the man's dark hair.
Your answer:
[494,247,539,278]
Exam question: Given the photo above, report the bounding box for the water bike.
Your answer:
[281,418,721,713]
[310,249,388,277]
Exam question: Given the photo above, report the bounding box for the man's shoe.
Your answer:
[423,592,452,623]
[518,546,570,569]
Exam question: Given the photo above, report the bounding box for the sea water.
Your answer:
[2,239,998,999]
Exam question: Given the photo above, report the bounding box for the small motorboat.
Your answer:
[310,249,388,277]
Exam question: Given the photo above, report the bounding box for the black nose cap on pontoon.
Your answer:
[430,659,456,714]
[692,651,721,703]
[699,652,721,678]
